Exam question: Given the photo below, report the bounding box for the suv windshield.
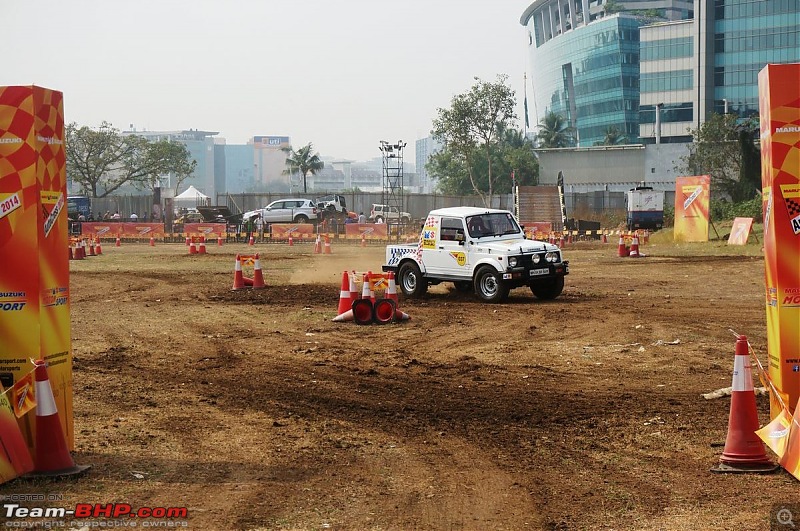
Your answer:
[466,213,521,238]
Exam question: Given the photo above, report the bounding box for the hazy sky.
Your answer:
[5,0,532,163]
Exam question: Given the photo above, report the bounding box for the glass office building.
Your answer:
[523,0,799,147]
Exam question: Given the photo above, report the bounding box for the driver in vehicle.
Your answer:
[467,216,488,237]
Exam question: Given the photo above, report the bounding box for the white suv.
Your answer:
[370,204,411,224]
[244,198,318,224]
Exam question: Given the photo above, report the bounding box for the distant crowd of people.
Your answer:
[75,211,159,222]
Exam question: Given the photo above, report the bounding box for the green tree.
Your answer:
[431,75,517,206]
[594,125,628,146]
[679,113,759,201]
[536,111,575,148]
[282,143,324,194]
[65,122,197,197]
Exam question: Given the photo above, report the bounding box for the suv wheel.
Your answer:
[400,216,410,224]
[474,266,508,303]
[294,214,309,223]
[530,276,564,300]
[398,261,427,297]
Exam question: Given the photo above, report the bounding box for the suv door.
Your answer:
[424,217,470,277]
[262,201,286,223]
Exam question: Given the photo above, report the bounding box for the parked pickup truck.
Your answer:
[383,207,569,303]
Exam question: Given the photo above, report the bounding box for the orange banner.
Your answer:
[80,222,166,238]
[183,222,225,238]
[727,217,754,245]
[270,223,316,239]
[0,385,34,483]
[0,85,73,462]
[520,221,553,240]
[344,223,388,239]
[759,63,800,424]
[673,175,710,242]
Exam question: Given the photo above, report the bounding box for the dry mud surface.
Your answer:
[2,238,794,531]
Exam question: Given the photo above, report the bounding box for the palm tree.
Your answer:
[536,111,575,148]
[594,125,629,146]
[282,143,324,194]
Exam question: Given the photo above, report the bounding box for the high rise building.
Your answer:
[521,0,799,146]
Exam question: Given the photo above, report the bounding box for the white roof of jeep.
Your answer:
[428,206,510,218]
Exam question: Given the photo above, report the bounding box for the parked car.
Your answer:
[244,199,318,224]
[369,204,411,224]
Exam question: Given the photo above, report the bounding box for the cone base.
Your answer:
[710,461,779,474]
[24,463,91,479]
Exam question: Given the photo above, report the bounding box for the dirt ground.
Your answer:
[2,234,796,531]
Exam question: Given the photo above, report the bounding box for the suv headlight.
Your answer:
[545,252,559,263]
[533,254,541,264]
[508,257,518,268]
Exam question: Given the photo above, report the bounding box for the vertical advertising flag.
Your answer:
[0,86,73,451]
[673,175,711,242]
[758,64,800,422]
[0,385,35,484]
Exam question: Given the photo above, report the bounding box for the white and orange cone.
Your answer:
[617,236,628,257]
[336,271,353,315]
[712,335,778,473]
[189,238,197,255]
[386,271,411,321]
[198,236,206,255]
[252,253,266,289]
[26,360,90,477]
[629,235,640,258]
[232,255,246,290]
[288,234,294,247]
[115,236,121,247]
[324,235,332,254]
[149,236,155,247]
[95,238,102,255]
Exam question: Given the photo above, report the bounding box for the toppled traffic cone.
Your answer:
[252,254,266,289]
[617,236,628,257]
[26,360,90,478]
[373,298,396,324]
[712,335,779,473]
[231,255,246,290]
[352,298,374,325]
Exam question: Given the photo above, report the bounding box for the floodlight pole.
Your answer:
[379,140,406,243]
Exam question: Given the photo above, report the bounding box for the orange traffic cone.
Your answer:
[189,238,197,254]
[72,242,82,260]
[88,239,96,256]
[602,232,608,244]
[360,234,366,248]
[373,298,396,324]
[288,234,294,246]
[217,237,223,247]
[95,238,102,255]
[27,360,90,477]
[558,235,564,248]
[385,271,411,321]
[149,236,155,247]
[352,298,374,325]
[231,255,246,290]
[567,232,573,245]
[712,335,778,473]
[185,236,191,246]
[115,236,121,247]
[617,236,628,257]
[198,236,206,255]
[248,235,254,246]
[252,254,266,289]
[336,271,353,315]
[324,235,332,254]
[629,235,640,258]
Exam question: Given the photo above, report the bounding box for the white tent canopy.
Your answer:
[173,185,209,206]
